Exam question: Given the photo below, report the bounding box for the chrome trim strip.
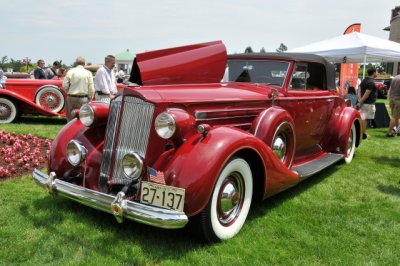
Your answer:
[194,107,265,119]
[33,169,188,229]
[195,114,258,122]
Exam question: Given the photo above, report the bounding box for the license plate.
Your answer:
[140,181,185,212]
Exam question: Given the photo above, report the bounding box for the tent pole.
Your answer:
[362,55,366,78]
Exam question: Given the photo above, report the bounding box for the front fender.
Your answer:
[158,126,299,217]
[49,119,105,189]
[321,106,361,154]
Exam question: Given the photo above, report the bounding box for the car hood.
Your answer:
[130,41,227,86]
[122,83,273,104]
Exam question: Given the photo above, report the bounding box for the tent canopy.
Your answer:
[288,32,400,63]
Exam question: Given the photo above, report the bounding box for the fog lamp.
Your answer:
[66,140,87,166]
[122,153,143,181]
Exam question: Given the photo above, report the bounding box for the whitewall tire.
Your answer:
[199,157,253,242]
[344,123,356,164]
[35,86,65,113]
[0,98,19,123]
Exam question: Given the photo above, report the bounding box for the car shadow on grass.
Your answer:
[371,155,400,168]
[17,115,66,125]
[377,184,400,197]
[247,164,338,221]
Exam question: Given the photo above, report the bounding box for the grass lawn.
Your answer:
[0,116,399,265]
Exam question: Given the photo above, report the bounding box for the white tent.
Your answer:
[288,32,400,76]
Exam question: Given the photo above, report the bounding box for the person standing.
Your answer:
[344,86,359,108]
[386,74,400,137]
[46,61,61,79]
[359,68,378,139]
[33,59,48,79]
[63,56,94,121]
[94,55,117,103]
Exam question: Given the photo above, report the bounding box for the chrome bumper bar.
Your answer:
[32,169,188,229]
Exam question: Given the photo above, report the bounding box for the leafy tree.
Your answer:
[260,47,267,53]
[276,43,288,53]
[244,46,254,53]
[0,56,8,70]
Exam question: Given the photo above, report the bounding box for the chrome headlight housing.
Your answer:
[122,153,143,181]
[155,112,176,139]
[66,140,87,166]
[79,104,94,126]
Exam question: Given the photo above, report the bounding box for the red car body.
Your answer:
[0,79,66,123]
[33,40,362,242]
[0,78,127,123]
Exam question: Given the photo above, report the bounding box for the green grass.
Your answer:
[0,116,399,265]
[0,115,66,139]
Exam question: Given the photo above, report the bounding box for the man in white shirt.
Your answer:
[94,55,117,103]
[63,56,95,121]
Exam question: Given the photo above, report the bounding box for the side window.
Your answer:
[290,63,326,90]
[290,63,307,90]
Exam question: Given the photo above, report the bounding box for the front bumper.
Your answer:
[32,169,188,229]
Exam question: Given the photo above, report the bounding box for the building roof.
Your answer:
[115,49,134,61]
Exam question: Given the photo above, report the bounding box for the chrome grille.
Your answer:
[99,96,155,189]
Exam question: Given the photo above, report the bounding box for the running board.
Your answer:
[292,153,343,178]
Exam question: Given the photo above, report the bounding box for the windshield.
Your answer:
[226,60,290,87]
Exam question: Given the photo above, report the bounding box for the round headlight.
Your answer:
[79,104,94,126]
[122,153,143,180]
[66,140,87,166]
[155,112,176,139]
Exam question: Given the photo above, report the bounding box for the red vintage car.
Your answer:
[0,79,66,123]
[33,41,362,242]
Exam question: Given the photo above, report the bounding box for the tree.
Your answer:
[0,56,8,69]
[260,47,267,53]
[276,43,288,53]
[244,46,254,53]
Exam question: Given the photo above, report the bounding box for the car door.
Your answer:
[281,62,336,157]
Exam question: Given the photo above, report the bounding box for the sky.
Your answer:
[1,0,400,66]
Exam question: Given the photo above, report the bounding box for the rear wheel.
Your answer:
[0,98,19,123]
[35,86,65,113]
[344,123,356,164]
[198,157,253,242]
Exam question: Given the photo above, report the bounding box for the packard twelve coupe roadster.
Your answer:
[0,79,65,123]
[33,41,362,242]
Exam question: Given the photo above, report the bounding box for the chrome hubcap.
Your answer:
[41,93,59,110]
[217,173,244,225]
[0,104,11,119]
[272,134,287,162]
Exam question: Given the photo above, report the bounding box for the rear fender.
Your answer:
[158,126,299,216]
[321,106,361,154]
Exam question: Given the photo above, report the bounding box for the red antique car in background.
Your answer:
[0,77,127,123]
[33,41,362,242]
[0,79,66,123]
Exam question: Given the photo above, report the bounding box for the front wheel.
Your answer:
[0,97,19,123]
[344,123,356,164]
[198,157,253,242]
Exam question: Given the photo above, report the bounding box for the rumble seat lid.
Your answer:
[130,41,227,86]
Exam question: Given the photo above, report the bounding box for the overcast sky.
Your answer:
[1,0,399,66]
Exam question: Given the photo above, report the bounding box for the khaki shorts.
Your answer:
[359,103,376,120]
[389,98,400,119]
